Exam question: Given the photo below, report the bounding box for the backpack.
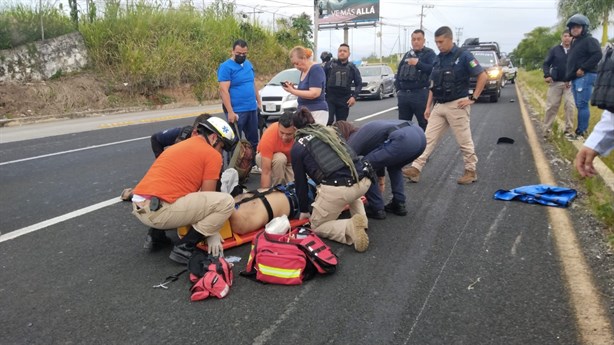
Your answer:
[187,249,234,301]
[228,139,254,184]
[241,227,337,285]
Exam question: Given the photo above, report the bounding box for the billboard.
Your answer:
[316,0,380,25]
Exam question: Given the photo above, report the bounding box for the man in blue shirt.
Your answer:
[403,26,487,185]
[218,39,262,154]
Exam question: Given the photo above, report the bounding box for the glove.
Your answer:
[299,212,311,220]
[206,233,224,257]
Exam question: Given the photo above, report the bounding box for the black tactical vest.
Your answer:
[327,62,352,89]
[431,48,466,103]
[398,50,429,83]
[591,45,614,112]
[296,130,357,182]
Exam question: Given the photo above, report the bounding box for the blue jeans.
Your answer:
[571,72,597,134]
[226,110,259,151]
[364,125,426,211]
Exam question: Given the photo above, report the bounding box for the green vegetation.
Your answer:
[558,0,613,46]
[0,4,74,49]
[518,69,614,247]
[512,27,563,70]
[1,0,312,101]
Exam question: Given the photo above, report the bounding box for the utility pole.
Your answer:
[419,4,433,31]
[455,27,463,45]
[251,6,263,25]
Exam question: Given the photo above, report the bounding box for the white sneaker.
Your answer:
[250,166,262,174]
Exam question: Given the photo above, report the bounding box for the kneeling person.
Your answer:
[255,113,296,188]
[132,117,237,264]
[291,109,372,252]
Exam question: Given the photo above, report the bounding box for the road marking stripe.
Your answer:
[516,83,614,344]
[99,111,210,128]
[0,198,121,243]
[0,137,148,166]
[355,106,398,122]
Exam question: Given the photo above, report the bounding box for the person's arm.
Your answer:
[351,64,362,97]
[424,90,434,120]
[253,80,262,110]
[458,71,487,109]
[575,110,614,177]
[284,84,322,99]
[219,80,237,123]
[416,49,436,75]
[580,38,604,72]
[543,47,554,79]
[290,146,310,214]
[151,134,165,158]
[260,156,273,188]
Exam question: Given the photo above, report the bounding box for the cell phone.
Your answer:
[281,81,288,87]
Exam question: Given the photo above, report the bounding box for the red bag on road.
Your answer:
[241,227,337,285]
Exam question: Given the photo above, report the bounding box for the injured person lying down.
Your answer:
[229,181,316,234]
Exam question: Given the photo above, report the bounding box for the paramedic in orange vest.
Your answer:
[131,117,237,264]
[255,112,297,188]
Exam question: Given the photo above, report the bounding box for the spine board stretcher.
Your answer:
[178,196,367,251]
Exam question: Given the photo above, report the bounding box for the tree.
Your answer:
[511,27,561,70]
[558,0,613,46]
[291,13,313,49]
[68,0,78,28]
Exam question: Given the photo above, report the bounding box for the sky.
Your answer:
[231,0,613,59]
[8,0,613,59]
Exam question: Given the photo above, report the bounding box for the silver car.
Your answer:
[259,68,300,121]
[356,64,396,100]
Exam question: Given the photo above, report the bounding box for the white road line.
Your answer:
[0,136,149,166]
[355,106,398,122]
[0,198,122,243]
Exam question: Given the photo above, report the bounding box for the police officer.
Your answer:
[324,43,363,125]
[403,26,487,185]
[290,108,372,252]
[334,120,426,220]
[395,29,436,131]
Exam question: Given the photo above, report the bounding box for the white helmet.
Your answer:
[198,117,237,152]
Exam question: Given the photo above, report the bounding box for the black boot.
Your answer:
[168,228,204,265]
[365,206,386,220]
[143,228,172,250]
[384,200,408,216]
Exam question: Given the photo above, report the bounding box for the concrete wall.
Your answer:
[0,32,88,82]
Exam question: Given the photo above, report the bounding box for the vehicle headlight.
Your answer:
[367,81,379,89]
[488,69,501,79]
[286,94,298,101]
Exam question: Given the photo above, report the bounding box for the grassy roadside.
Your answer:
[518,69,614,247]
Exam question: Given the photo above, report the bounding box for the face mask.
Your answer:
[234,55,246,64]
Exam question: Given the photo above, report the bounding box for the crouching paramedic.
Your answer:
[255,112,296,188]
[131,117,237,264]
[290,108,373,252]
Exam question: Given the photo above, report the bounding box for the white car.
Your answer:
[259,68,301,121]
[502,62,517,84]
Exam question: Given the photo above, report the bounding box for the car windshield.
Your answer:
[268,69,301,85]
[471,51,497,67]
[358,67,382,77]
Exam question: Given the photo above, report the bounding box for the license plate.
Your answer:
[468,89,474,94]
[265,103,276,112]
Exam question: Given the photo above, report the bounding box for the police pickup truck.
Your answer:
[461,38,505,102]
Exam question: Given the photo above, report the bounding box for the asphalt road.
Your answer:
[0,88,599,344]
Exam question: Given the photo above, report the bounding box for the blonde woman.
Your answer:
[282,46,329,125]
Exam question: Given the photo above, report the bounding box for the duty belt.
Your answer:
[386,121,411,135]
[320,177,357,187]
